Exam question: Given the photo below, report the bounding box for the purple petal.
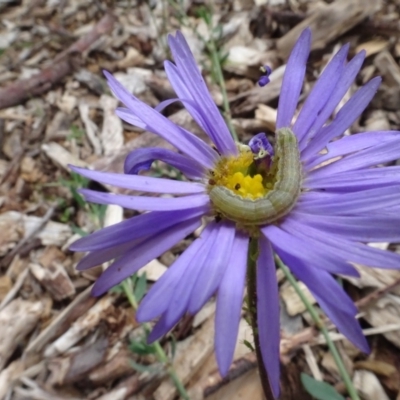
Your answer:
[297,191,336,202]
[154,98,180,113]
[305,166,400,192]
[164,61,215,137]
[281,218,400,270]
[76,239,141,271]
[136,230,208,322]
[148,223,219,342]
[308,134,400,179]
[92,217,201,296]
[71,207,207,252]
[249,132,274,157]
[299,50,366,150]
[258,75,270,87]
[297,186,400,215]
[188,222,236,315]
[147,313,172,343]
[167,32,237,156]
[290,211,400,242]
[104,71,218,169]
[163,61,239,159]
[79,189,210,212]
[154,93,222,143]
[257,236,280,398]
[112,107,146,129]
[275,248,369,353]
[215,231,248,376]
[294,44,349,142]
[262,224,358,277]
[163,223,219,326]
[124,147,205,180]
[305,130,399,171]
[276,28,311,129]
[70,165,206,194]
[302,77,382,159]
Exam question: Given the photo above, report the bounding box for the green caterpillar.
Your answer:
[209,128,302,226]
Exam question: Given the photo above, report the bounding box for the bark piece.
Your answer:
[0,206,57,268]
[363,295,400,348]
[354,360,396,377]
[281,281,316,316]
[187,353,257,400]
[20,156,44,183]
[41,142,88,171]
[276,0,382,60]
[205,369,263,400]
[30,261,75,301]
[117,47,145,69]
[47,334,109,385]
[255,104,277,132]
[78,101,102,155]
[356,39,388,57]
[0,13,115,110]
[44,295,115,358]
[13,376,79,400]
[346,247,400,295]
[0,360,25,400]
[0,299,44,370]
[0,211,71,255]
[0,276,12,302]
[0,268,29,311]
[353,370,390,400]
[137,259,167,282]
[321,344,353,379]
[374,50,400,87]
[88,347,133,385]
[230,66,284,114]
[26,285,96,355]
[153,317,215,400]
[303,344,322,381]
[96,370,166,400]
[99,94,124,156]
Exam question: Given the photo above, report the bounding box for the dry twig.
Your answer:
[0,13,115,110]
[0,204,56,268]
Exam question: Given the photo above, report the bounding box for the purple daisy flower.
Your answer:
[70,29,400,397]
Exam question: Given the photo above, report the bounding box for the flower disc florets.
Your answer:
[206,130,302,234]
[208,143,272,200]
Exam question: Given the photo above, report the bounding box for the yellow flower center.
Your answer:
[226,172,266,199]
[208,145,273,200]
[207,130,302,234]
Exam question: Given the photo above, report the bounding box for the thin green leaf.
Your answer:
[129,336,157,356]
[70,225,89,237]
[170,335,177,360]
[301,373,345,400]
[243,339,255,352]
[134,272,148,302]
[130,360,157,373]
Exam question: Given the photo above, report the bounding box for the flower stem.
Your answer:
[276,257,361,400]
[207,38,238,142]
[246,237,276,400]
[121,280,190,400]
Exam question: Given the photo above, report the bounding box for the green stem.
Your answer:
[276,257,360,400]
[121,280,189,400]
[169,369,190,398]
[207,39,238,141]
[121,279,138,308]
[247,238,276,400]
